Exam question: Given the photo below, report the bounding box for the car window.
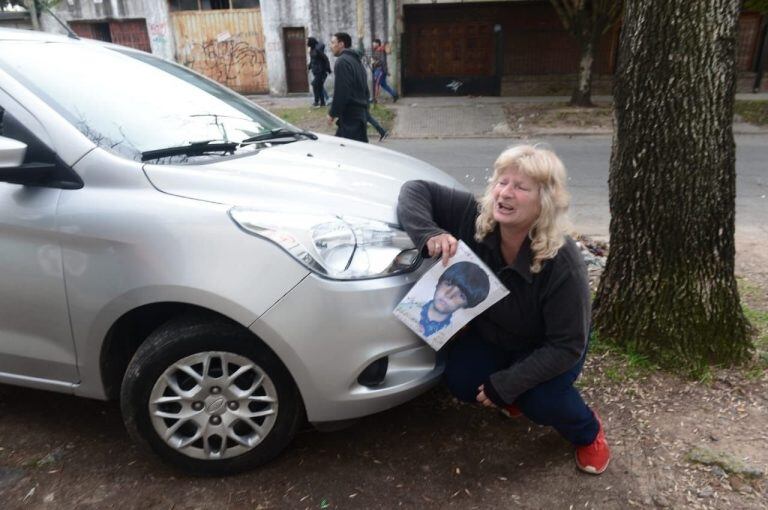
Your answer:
[0,40,286,163]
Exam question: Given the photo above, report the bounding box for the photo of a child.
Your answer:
[416,262,490,337]
[394,241,508,350]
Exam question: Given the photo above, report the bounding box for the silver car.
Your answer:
[0,28,459,475]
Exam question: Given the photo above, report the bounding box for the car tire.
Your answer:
[120,315,303,475]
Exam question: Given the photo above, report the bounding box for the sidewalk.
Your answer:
[248,93,768,139]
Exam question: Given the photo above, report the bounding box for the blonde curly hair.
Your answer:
[474,145,571,273]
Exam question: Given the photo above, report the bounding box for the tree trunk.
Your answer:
[571,39,595,107]
[593,0,753,372]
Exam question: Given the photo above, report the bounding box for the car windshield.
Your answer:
[0,40,288,163]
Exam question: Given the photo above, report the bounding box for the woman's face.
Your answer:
[491,166,541,232]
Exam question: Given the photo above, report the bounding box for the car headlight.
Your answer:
[229,207,421,280]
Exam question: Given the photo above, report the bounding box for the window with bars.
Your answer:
[168,0,259,11]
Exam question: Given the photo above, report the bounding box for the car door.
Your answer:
[0,91,79,388]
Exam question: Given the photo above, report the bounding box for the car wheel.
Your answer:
[120,315,303,475]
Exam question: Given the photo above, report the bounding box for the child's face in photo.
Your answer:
[433,279,468,314]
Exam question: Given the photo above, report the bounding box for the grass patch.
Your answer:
[734,100,768,125]
[272,104,395,138]
[744,306,768,350]
[592,332,657,377]
[504,101,613,131]
[583,278,768,385]
[741,282,768,379]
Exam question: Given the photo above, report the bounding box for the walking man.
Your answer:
[371,38,399,103]
[307,37,331,107]
[328,32,369,143]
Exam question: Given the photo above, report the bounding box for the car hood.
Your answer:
[143,135,463,224]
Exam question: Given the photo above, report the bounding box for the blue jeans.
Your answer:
[373,68,398,100]
[366,111,386,136]
[443,335,599,446]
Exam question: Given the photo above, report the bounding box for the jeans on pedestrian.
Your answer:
[373,68,398,100]
[366,111,386,136]
[443,334,599,446]
[311,73,327,105]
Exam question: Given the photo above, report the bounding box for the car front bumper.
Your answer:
[250,264,443,423]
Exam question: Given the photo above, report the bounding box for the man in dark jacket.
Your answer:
[327,32,369,143]
[307,37,331,107]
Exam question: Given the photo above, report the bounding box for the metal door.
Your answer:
[404,14,495,95]
[172,9,268,94]
[284,27,309,93]
[109,20,152,53]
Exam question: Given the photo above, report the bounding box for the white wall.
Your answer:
[45,0,175,60]
[261,0,388,96]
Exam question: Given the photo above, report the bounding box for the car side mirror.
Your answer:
[0,134,70,187]
[0,135,27,168]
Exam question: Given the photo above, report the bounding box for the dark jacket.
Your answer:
[308,42,331,77]
[329,49,369,121]
[397,180,591,406]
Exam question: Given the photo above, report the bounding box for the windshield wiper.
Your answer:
[141,140,239,162]
[241,127,318,144]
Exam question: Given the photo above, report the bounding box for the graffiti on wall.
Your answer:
[148,21,168,48]
[180,33,267,86]
[170,9,269,94]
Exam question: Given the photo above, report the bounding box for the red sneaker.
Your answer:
[575,415,610,474]
[500,403,523,418]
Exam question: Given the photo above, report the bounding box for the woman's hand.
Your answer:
[476,384,497,408]
[426,233,458,266]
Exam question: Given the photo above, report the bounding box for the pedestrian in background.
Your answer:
[328,32,369,143]
[371,38,399,103]
[307,37,331,107]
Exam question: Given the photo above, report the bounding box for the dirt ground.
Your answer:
[0,239,765,510]
[504,102,614,135]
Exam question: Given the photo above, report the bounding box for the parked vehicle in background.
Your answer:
[0,28,460,475]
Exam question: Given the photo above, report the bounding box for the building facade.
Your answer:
[31,0,768,96]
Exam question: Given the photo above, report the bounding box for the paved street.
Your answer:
[385,134,768,239]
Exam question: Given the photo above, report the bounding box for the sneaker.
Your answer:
[500,403,522,418]
[575,414,610,475]
[393,94,399,103]
[379,130,389,142]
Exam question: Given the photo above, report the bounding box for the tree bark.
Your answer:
[571,38,596,106]
[593,0,753,371]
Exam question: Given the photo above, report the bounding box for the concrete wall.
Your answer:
[44,0,175,60]
[261,0,388,96]
[0,11,33,30]
[39,0,396,96]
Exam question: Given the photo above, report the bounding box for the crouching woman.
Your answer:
[396,145,610,474]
